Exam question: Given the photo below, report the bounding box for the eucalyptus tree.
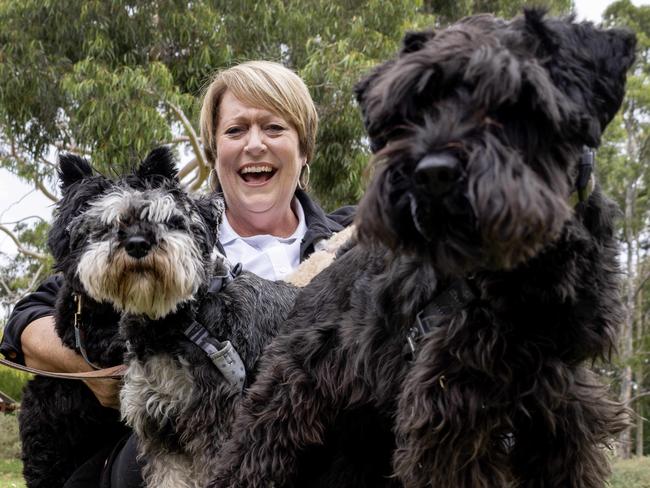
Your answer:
[598,0,650,459]
[0,0,574,303]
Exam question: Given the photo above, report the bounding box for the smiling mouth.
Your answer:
[239,164,276,184]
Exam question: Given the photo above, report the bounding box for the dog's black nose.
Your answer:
[124,236,152,259]
[415,154,461,195]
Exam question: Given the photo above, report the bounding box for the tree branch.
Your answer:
[162,100,209,171]
[167,136,191,145]
[178,157,198,180]
[0,274,13,296]
[4,139,59,202]
[26,264,45,293]
[0,216,46,225]
[0,225,48,261]
[190,163,210,191]
[54,142,92,156]
[627,391,650,404]
[634,264,650,298]
[34,176,59,203]
[38,156,58,170]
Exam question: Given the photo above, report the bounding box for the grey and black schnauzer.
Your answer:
[65,147,298,488]
[212,10,635,488]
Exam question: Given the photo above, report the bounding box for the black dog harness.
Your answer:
[183,262,248,390]
[406,279,476,360]
[569,147,596,206]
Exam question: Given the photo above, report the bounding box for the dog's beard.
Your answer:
[77,231,205,319]
[468,146,572,270]
[408,192,432,241]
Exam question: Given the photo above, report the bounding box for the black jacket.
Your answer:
[0,190,355,364]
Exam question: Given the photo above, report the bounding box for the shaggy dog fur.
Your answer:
[18,157,130,488]
[59,147,298,488]
[211,10,635,488]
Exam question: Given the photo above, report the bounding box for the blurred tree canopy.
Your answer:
[0,0,571,210]
[598,0,650,459]
[0,0,569,298]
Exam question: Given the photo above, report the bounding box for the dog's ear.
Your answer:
[354,60,396,153]
[58,154,93,190]
[137,146,179,182]
[354,29,435,153]
[194,194,225,248]
[522,12,636,145]
[354,61,392,111]
[588,27,636,129]
[400,30,435,54]
[523,8,560,55]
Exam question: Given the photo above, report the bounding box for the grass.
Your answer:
[0,414,20,460]
[609,456,650,488]
[0,365,30,403]
[0,458,25,488]
[0,413,24,488]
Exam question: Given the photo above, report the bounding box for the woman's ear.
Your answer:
[209,165,222,193]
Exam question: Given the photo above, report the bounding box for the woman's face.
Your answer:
[215,90,306,223]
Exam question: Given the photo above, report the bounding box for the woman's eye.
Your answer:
[224,126,244,135]
[266,124,285,133]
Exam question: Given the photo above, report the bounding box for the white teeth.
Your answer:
[240,165,274,174]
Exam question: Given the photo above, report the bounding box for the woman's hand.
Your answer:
[21,315,121,409]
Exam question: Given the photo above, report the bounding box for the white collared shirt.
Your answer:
[219,198,308,281]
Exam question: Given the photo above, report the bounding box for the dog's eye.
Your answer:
[167,215,186,230]
[114,220,128,239]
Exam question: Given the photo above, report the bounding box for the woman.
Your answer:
[0,60,354,488]
[200,60,354,280]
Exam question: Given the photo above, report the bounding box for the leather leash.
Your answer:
[0,357,126,380]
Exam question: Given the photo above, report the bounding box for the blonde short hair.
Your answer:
[200,61,319,168]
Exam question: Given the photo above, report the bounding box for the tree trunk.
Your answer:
[618,183,636,459]
[634,266,646,456]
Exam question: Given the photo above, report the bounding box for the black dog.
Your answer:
[18,156,130,488]
[55,147,298,487]
[212,10,635,487]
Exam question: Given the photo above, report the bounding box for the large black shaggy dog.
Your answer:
[211,11,635,488]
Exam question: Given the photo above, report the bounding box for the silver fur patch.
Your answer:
[76,229,204,318]
[86,188,181,226]
[121,355,202,488]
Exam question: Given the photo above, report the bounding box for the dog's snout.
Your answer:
[415,154,461,195]
[124,235,152,259]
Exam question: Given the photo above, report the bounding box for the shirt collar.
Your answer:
[219,197,307,245]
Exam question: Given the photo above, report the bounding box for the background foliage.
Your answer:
[2,0,649,464]
[597,0,650,458]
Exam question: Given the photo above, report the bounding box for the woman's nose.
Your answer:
[244,126,267,155]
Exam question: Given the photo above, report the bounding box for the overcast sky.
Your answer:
[0,0,648,258]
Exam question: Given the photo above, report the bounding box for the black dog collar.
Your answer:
[73,293,104,370]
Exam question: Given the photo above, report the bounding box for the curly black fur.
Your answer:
[212,10,635,488]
